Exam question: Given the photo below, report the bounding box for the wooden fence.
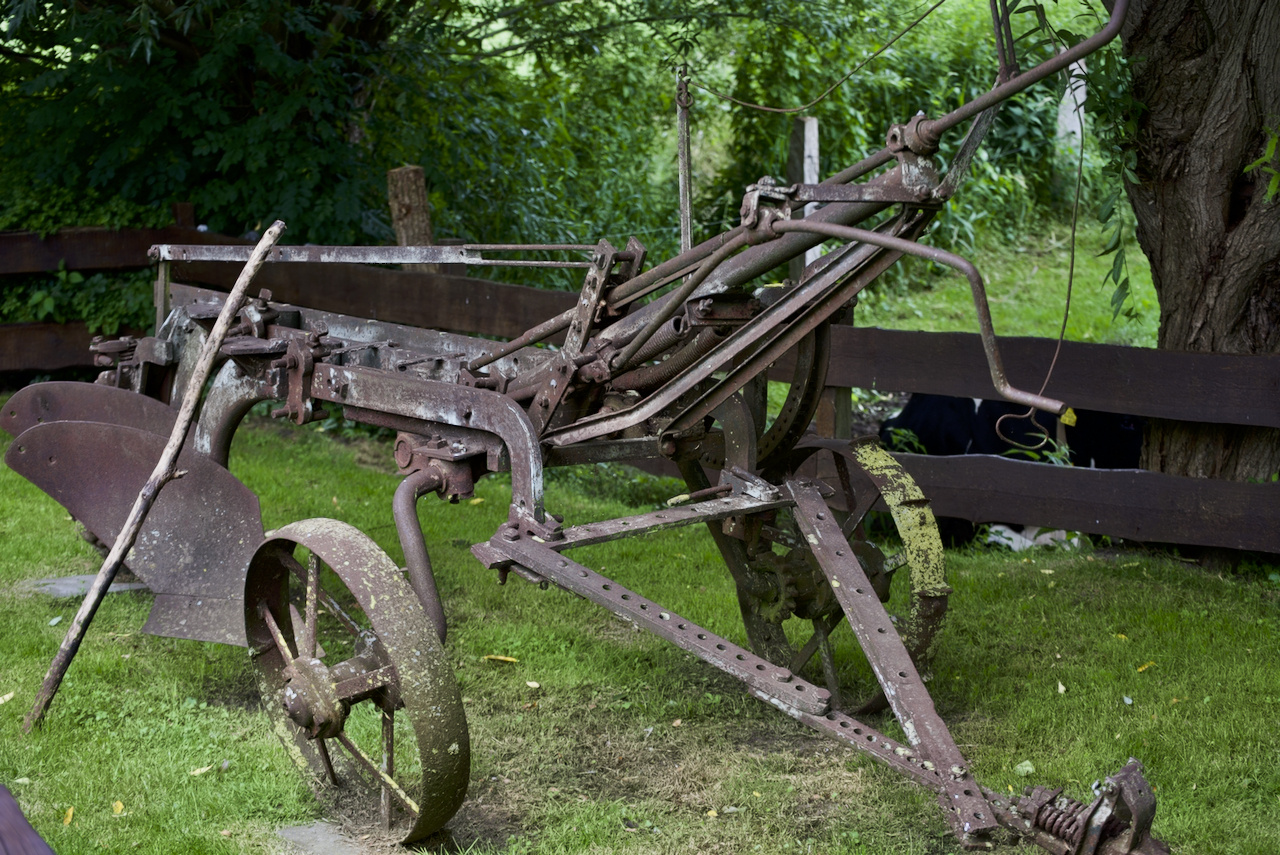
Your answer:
[3,226,1278,553]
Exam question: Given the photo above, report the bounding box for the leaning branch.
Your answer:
[23,220,287,732]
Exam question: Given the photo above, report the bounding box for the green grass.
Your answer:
[856,220,1159,348]
[2,412,1278,854]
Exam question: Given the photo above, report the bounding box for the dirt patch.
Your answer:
[202,668,263,712]
[351,439,398,474]
[432,801,521,852]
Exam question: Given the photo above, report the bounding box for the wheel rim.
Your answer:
[756,321,831,470]
[739,441,950,713]
[245,518,469,843]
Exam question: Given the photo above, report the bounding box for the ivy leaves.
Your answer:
[1244,123,1280,203]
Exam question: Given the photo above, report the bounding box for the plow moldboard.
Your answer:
[1,381,179,439]
[5,419,262,645]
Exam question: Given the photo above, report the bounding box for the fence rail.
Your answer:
[3,226,1277,553]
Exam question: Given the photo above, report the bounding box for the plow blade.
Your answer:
[1,382,178,440]
[5,420,262,646]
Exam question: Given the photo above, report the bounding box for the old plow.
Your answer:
[4,1,1167,851]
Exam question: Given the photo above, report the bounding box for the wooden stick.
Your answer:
[24,220,287,732]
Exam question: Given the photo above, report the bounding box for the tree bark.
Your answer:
[387,165,437,274]
[1116,0,1280,480]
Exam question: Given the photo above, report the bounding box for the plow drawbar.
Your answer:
[4,0,1168,848]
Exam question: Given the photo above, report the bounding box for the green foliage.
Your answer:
[545,461,684,509]
[1001,432,1073,465]
[0,0,856,253]
[0,266,154,334]
[699,0,1064,254]
[1016,0,1146,318]
[881,426,928,455]
[1244,121,1280,202]
[0,181,171,236]
[1,0,419,244]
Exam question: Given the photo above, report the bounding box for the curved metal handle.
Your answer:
[771,220,1067,416]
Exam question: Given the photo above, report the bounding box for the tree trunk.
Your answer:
[1116,0,1280,480]
[387,165,437,274]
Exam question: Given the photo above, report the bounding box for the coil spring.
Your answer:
[1034,793,1091,845]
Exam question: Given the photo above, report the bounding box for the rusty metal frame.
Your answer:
[2,2,1170,851]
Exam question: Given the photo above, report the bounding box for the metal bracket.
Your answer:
[564,239,618,358]
[739,176,793,228]
[271,337,327,425]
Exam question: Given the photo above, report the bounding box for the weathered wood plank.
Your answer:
[0,323,95,371]
[820,326,1280,429]
[170,261,576,340]
[809,451,1280,553]
[0,227,246,275]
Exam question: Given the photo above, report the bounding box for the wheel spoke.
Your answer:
[258,601,295,663]
[381,708,395,830]
[316,738,339,786]
[884,552,909,573]
[815,619,842,710]
[336,731,419,818]
[282,552,363,636]
[333,666,396,702]
[788,611,844,674]
[303,553,319,658]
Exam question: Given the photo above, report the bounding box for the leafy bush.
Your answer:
[0,267,153,334]
[0,181,171,236]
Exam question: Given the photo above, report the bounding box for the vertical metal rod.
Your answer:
[381,708,395,829]
[676,66,693,258]
[153,259,171,336]
[302,553,319,659]
[316,738,339,786]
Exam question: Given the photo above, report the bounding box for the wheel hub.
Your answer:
[282,656,348,739]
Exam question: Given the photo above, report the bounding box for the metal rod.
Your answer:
[316,738,339,786]
[912,0,1129,150]
[393,467,448,643]
[677,66,693,257]
[303,554,319,659]
[465,243,598,251]
[771,219,1065,414]
[612,231,750,371]
[381,708,395,830]
[259,601,296,663]
[336,732,420,817]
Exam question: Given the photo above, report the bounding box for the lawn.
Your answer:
[855,220,1160,348]
[1,408,1277,855]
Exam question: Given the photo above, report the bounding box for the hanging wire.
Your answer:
[686,0,948,114]
[995,84,1086,452]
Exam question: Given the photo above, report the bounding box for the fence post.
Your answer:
[387,165,436,274]
[787,117,850,439]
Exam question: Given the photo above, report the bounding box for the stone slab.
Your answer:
[278,822,366,855]
[22,575,149,598]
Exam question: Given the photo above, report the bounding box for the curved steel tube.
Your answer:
[914,0,1129,149]
[393,468,448,643]
[771,219,1065,414]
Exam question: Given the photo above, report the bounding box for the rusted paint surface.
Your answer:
[2,2,1166,849]
[1,381,177,440]
[5,420,260,646]
[245,519,469,843]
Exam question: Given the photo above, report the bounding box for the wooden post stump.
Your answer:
[387,165,437,273]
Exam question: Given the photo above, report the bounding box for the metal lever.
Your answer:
[770,219,1066,415]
